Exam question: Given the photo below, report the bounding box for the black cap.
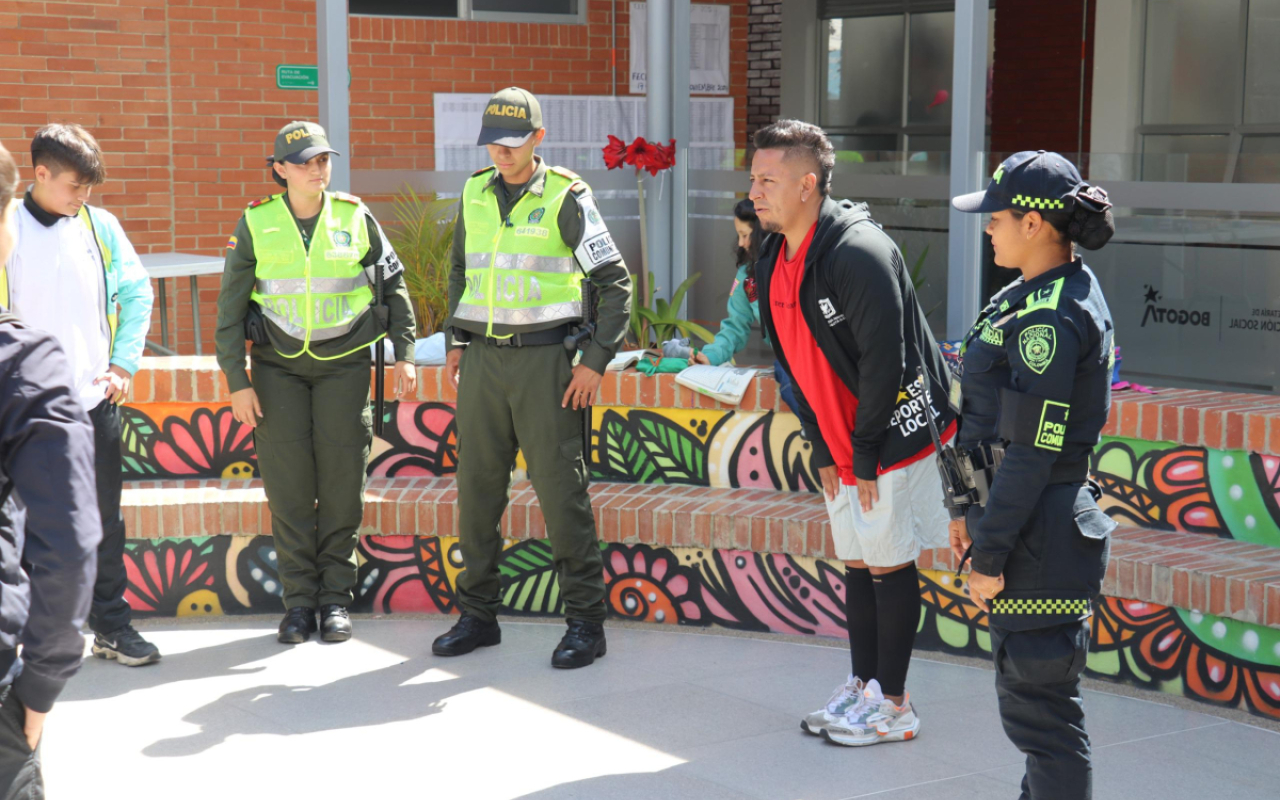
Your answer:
[952,150,1090,214]
[271,121,341,165]
[476,87,543,147]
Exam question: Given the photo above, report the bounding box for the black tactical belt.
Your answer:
[484,324,573,347]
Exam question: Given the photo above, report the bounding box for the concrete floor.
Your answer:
[49,617,1280,800]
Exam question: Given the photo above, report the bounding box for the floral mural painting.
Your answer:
[121,534,1280,721]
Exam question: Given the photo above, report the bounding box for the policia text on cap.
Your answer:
[214,121,418,645]
[430,87,632,668]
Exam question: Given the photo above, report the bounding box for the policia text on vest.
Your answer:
[433,88,632,669]
[214,121,417,645]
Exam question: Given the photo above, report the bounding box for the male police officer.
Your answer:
[431,88,631,668]
[215,122,417,645]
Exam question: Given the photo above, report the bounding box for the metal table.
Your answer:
[139,253,224,355]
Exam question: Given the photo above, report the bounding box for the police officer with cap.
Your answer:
[215,121,417,645]
[432,87,632,668]
[948,151,1117,799]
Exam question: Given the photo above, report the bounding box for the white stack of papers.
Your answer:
[675,364,759,405]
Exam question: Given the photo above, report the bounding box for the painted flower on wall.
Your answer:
[151,407,256,479]
[602,545,702,624]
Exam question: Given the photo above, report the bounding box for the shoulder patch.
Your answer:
[471,165,496,178]
[1017,277,1065,317]
[1018,324,1057,375]
[332,191,361,204]
[568,180,591,196]
[247,195,277,209]
[549,165,582,181]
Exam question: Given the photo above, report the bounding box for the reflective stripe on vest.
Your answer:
[76,206,118,353]
[456,169,583,336]
[245,193,377,359]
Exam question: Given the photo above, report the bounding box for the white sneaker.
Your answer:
[818,678,884,743]
[801,675,866,735]
[823,689,921,747]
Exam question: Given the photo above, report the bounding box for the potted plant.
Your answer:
[387,186,456,337]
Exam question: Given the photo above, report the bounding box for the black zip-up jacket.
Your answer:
[0,313,100,713]
[756,198,955,480]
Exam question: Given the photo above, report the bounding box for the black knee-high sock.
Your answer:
[844,566,878,682]
[872,563,920,699]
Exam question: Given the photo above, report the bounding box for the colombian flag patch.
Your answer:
[226,235,237,250]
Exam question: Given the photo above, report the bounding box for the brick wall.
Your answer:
[990,0,1097,157]
[2,0,750,355]
[745,0,780,144]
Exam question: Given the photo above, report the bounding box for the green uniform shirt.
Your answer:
[216,194,417,394]
[445,157,632,375]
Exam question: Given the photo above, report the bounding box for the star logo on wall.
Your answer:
[1143,285,1160,304]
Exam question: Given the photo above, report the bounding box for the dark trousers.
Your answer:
[250,345,372,610]
[0,687,41,799]
[87,400,131,635]
[991,621,1093,800]
[454,338,605,623]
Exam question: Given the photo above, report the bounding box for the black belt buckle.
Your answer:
[490,334,520,347]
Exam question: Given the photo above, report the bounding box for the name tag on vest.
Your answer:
[514,226,550,240]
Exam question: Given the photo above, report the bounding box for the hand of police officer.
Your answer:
[562,364,603,411]
[394,361,416,399]
[949,517,972,563]
[445,348,463,389]
[94,364,132,405]
[967,571,1004,614]
[856,477,879,513]
[23,706,44,752]
[819,466,840,502]
[231,387,264,429]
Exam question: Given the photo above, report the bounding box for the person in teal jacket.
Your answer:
[692,199,801,416]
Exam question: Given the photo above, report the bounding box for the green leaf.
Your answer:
[632,411,707,484]
[120,407,159,476]
[669,271,701,318]
[498,540,563,615]
[600,410,660,483]
[673,320,716,345]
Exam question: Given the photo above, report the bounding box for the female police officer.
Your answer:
[948,151,1116,800]
[215,122,417,645]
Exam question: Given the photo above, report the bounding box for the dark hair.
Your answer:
[732,198,762,277]
[0,143,18,212]
[31,123,106,185]
[752,119,836,197]
[1011,203,1115,252]
[269,161,288,188]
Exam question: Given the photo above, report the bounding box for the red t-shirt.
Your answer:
[770,223,951,485]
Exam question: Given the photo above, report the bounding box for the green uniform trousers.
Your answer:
[250,344,372,610]
[455,337,605,623]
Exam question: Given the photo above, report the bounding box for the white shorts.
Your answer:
[824,456,950,567]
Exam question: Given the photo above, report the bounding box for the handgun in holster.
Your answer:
[563,278,598,463]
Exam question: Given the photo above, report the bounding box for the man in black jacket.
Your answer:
[750,120,955,747]
[0,142,101,796]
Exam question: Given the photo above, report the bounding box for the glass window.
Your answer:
[1246,0,1280,124]
[822,16,905,130]
[1142,0,1243,125]
[1235,136,1280,183]
[1141,134,1232,182]
[351,0,457,16]
[907,12,954,126]
[474,0,577,12]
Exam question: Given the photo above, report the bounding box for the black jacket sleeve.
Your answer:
[832,236,907,481]
[362,210,417,363]
[445,208,469,350]
[969,307,1085,577]
[0,330,100,713]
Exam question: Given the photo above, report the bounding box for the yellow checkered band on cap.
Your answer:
[1011,195,1066,210]
[990,597,1089,615]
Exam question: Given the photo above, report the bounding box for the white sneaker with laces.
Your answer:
[824,689,921,747]
[819,678,885,744]
[801,674,865,735]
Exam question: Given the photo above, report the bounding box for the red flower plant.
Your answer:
[601,135,677,176]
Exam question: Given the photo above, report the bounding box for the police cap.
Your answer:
[476,87,543,147]
[952,150,1108,215]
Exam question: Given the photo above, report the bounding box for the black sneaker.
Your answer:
[431,613,501,656]
[551,619,606,669]
[277,607,318,644]
[92,625,162,667]
[320,604,352,643]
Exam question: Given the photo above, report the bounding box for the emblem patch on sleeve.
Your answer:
[573,194,620,272]
[1019,324,1056,375]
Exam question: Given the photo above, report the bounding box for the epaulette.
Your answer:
[1017,277,1065,318]
[332,191,361,204]
[247,195,278,209]
[549,165,582,181]
[471,165,496,178]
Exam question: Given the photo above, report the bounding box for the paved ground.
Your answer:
[49,617,1280,799]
